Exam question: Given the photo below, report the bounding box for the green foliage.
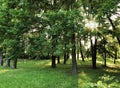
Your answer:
[89,74,119,88]
[0,0,119,75]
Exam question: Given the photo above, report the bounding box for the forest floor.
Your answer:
[0,58,120,88]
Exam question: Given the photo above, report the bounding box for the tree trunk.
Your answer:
[103,52,107,67]
[114,50,117,64]
[114,58,116,64]
[71,33,77,74]
[51,55,56,68]
[77,50,79,60]
[90,37,97,69]
[13,59,17,69]
[57,56,60,64]
[103,43,107,67]
[6,59,11,67]
[0,51,3,66]
[80,40,85,62]
[51,33,56,68]
[64,54,67,64]
[63,44,69,64]
[64,53,69,64]
[76,38,80,60]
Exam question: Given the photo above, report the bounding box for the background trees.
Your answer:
[0,0,119,74]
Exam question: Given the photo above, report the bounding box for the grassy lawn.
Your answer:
[0,59,120,88]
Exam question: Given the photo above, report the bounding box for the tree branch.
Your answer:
[107,15,120,45]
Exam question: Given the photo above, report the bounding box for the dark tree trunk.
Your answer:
[64,53,69,64]
[63,44,69,64]
[77,50,79,60]
[90,37,97,69]
[64,54,67,64]
[114,58,116,64]
[114,51,117,64]
[51,33,57,68]
[13,59,17,69]
[71,33,77,74]
[64,44,67,64]
[57,56,60,64]
[103,52,107,67]
[0,51,3,66]
[6,59,11,67]
[80,40,85,62]
[103,44,107,67]
[51,55,56,68]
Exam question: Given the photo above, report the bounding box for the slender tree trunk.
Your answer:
[64,54,66,64]
[57,56,60,64]
[71,33,77,74]
[114,50,117,64]
[51,55,56,68]
[0,51,3,66]
[12,59,17,69]
[76,37,79,60]
[64,53,69,64]
[80,39,84,62]
[90,37,97,69]
[51,33,57,68]
[6,59,11,67]
[64,44,67,64]
[103,51,107,67]
[103,43,107,67]
[77,49,79,60]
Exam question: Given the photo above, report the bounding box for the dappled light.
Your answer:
[35,60,51,68]
[0,69,9,74]
[78,64,120,88]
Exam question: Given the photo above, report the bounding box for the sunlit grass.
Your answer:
[0,60,78,88]
[0,59,120,88]
[0,69,9,74]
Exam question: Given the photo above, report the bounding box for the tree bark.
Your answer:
[64,53,69,64]
[103,43,107,67]
[51,33,56,68]
[90,37,97,69]
[80,40,85,62]
[71,33,77,74]
[6,59,11,67]
[64,54,67,64]
[51,55,56,68]
[64,44,67,64]
[77,49,79,60]
[103,52,107,67]
[0,51,3,66]
[12,59,17,69]
[57,56,60,64]
[114,50,117,64]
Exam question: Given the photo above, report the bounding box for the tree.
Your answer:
[0,49,3,66]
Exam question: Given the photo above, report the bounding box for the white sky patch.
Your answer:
[85,20,98,31]
[111,3,120,21]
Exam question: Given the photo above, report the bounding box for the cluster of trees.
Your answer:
[0,0,120,74]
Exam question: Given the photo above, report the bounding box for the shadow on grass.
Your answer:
[77,63,120,88]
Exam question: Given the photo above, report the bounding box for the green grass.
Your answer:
[0,59,120,88]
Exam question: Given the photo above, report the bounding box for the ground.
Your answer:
[0,58,120,88]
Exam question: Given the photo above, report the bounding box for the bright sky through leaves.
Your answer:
[85,20,98,30]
